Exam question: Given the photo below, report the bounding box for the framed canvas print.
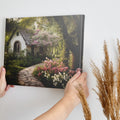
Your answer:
[4,15,85,88]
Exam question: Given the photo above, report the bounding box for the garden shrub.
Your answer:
[33,58,78,88]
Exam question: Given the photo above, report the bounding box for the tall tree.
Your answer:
[53,16,84,69]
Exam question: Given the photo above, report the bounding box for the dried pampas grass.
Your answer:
[91,40,120,120]
[76,85,91,120]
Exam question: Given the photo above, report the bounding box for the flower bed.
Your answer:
[33,58,79,88]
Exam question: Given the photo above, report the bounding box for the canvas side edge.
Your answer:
[0,18,6,67]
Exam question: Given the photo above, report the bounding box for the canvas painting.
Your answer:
[4,15,84,88]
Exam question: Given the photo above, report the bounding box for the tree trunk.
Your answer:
[63,47,70,66]
[72,47,80,69]
[53,16,79,69]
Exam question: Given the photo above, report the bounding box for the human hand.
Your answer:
[35,71,89,120]
[64,71,89,107]
[0,67,14,97]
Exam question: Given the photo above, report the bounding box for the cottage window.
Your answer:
[14,41,21,53]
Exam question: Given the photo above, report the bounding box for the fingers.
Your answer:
[78,72,89,97]
[0,67,14,97]
[0,67,7,97]
[0,67,2,78]
[77,72,87,83]
[72,72,87,90]
[5,85,10,91]
[69,71,81,82]
[5,85,14,92]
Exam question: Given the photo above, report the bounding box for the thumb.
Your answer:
[0,67,6,80]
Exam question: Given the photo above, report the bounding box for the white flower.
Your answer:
[59,80,62,83]
[53,82,57,86]
[62,83,65,88]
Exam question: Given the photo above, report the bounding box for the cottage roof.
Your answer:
[19,29,33,45]
[8,28,33,46]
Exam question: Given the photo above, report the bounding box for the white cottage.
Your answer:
[8,29,33,55]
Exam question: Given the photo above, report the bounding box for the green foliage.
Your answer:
[6,18,18,34]
[4,53,23,84]
[19,17,36,29]
[4,52,43,85]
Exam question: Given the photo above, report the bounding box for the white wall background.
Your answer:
[0,0,120,120]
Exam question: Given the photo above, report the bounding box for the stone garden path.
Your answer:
[18,64,44,87]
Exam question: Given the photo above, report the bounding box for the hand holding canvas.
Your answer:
[0,67,14,97]
[35,71,89,120]
[0,68,89,120]
[64,71,89,107]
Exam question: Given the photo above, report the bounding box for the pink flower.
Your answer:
[49,60,53,63]
[52,67,57,71]
[42,66,47,71]
[63,67,68,71]
[37,67,41,71]
[58,67,64,72]
[47,64,52,70]
[51,67,59,73]
[69,70,75,75]
[34,32,38,35]
[36,29,40,32]
[59,62,64,66]
[34,40,38,43]
[53,61,57,66]
[34,29,40,35]
[32,40,39,45]
[44,60,48,63]
[38,72,42,76]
